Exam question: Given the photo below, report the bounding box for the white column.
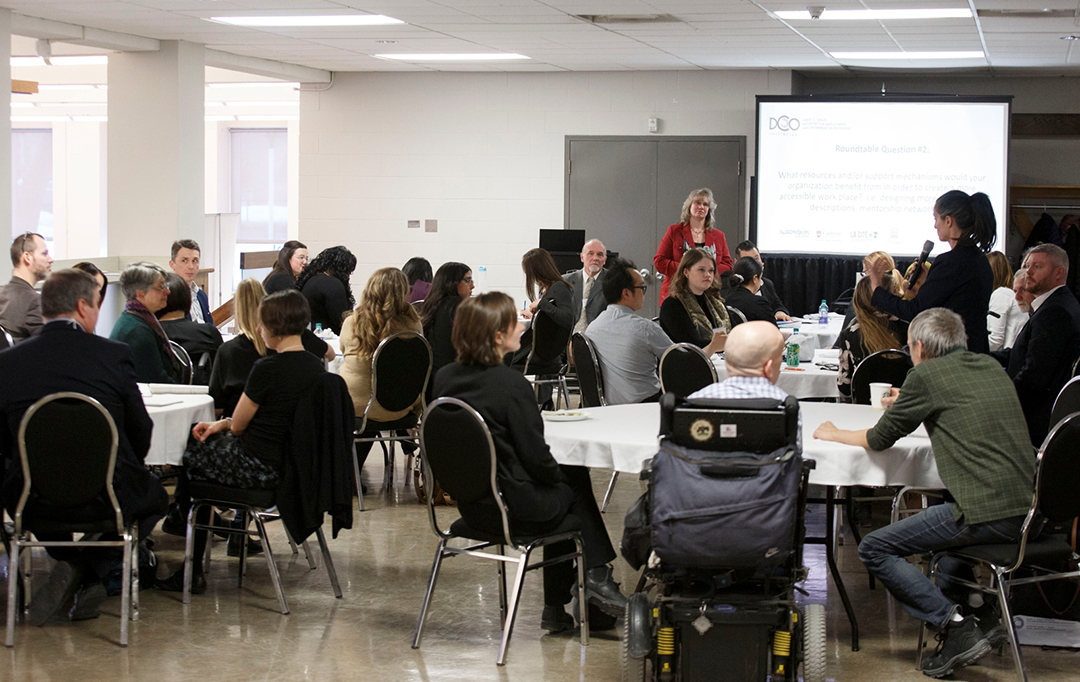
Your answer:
[107,40,204,257]
[0,9,12,281]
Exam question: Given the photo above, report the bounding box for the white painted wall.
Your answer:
[298,70,793,302]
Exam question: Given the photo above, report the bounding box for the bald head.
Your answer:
[581,239,607,277]
[724,321,786,383]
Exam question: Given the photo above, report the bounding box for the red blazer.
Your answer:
[654,222,733,302]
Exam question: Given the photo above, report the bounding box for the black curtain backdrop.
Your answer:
[763,254,916,318]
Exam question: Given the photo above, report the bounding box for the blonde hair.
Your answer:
[852,276,902,355]
[679,188,717,230]
[234,278,267,356]
[863,250,894,273]
[351,267,420,358]
[987,251,1013,290]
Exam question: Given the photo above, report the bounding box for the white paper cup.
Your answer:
[869,382,892,410]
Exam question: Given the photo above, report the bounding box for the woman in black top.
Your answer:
[511,248,574,372]
[721,257,779,325]
[159,290,326,592]
[867,190,995,354]
[156,273,223,384]
[263,240,308,294]
[297,245,356,335]
[659,248,730,355]
[434,292,626,631]
[421,262,474,396]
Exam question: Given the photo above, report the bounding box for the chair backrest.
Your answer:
[1050,376,1080,431]
[570,332,605,407]
[1035,413,1080,525]
[727,306,747,327]
[1072,354,1080,378]
[660,393,800,454]
[365,332,433,425]
[523,309,572,374]
[850,349,912,405]
[659,343,718,398]
[419,397,512,545]
[14,392,122,534]
[0,324,12,350]
[167,340,194,385]
[194,351,214,386]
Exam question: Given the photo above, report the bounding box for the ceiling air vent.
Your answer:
[977,9,1077,19]
[576,14,681,24]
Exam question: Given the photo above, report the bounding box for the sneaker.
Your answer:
[983,624,1010,650]
[541,605,575,633]
[921,616,992,678]
[584,565,628,618]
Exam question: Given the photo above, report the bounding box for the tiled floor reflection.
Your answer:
[3,464,1079,681]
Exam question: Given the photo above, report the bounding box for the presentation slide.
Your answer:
[755,98,1009,257]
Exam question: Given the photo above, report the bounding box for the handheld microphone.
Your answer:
[907,240,934,289]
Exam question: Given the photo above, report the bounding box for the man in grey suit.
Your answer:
[567,238,608,333]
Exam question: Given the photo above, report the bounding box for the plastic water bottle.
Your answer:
[476,265,487,293]
[314,323,323,338]
[818,299,829,326]
[785,328,800,367]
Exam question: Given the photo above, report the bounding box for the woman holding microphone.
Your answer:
[866,190,995,354]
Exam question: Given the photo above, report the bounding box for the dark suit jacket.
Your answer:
[991,286,1080,446]
[759,277,789,316]
[184,288,215,328]
[721,286,779,325]
[0,320,168,525]
[566,268,608,326]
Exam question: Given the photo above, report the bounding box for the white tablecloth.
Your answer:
[710,356,840,399]
[144,394,215,466]
[778,315,846,358]
[543,401,941,488]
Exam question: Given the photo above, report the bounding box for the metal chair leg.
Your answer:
[600,471,619,512]
[996,568,1028,682]
[352,443,365,512]
[6,538,19,647]
[497,545,508,625]
[183,504,198,605]
[496,552,531,666]
[315,527,342,598]
[119,528,132,647]
[252,515,289,615]
[412,540,449,649]
[573,536,589,646]
[131,524,140,622]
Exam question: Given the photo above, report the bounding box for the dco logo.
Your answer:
[770,116,800,131]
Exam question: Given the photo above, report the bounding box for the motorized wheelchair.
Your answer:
[620,394,825,682]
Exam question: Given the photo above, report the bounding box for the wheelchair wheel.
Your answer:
[802,603,827,682]
[622,594,653,682]
[621,628,649,682]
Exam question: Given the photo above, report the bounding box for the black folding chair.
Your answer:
[521,309,572,410]
[167,340,194,385]
[1050,375,1080,431]
[916,414,1080,682]
[659,343,718,398]
[412,397,588,665]
[727,306,747,327]
[5,393,139,647]
[850,349,912,406]
[570,333,622,511]
[354,332,432,498]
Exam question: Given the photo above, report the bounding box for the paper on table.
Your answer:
[142,396,182,407]
[814,348,841,364]
[146,384,209,395]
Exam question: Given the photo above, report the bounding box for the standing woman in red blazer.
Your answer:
[654,188,733,303]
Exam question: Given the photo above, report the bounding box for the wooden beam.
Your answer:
[239,251,278,270]
[12,80,38,95]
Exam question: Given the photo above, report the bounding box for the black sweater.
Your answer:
[301,273,352,335]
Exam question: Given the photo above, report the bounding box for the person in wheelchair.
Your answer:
[433,291,628,631]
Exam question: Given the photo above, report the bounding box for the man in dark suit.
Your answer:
[567,238,608,334]
[0,269,168,625]
[992,244,1080,446]
[729,240,791,321]
[169,238,214,326]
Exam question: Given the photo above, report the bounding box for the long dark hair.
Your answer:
[264,240,307,285]
[296,246,357,308]
[728,256,763,288]
[934,190,997,253]
[402,257,433,286]
[522,248,569,301]
[72,261,107,300]
[420,262,471,328]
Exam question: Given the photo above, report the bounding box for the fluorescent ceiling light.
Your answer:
[38,84,97,91]
[12,115,71,122]
[11,56,109,67]
[375,53,530,61]
[205,102,224,107]
[776,8,972,21]
[210,15,402,27]
[73,116,108,122]
[237,115,300,121]
[10,102,34,108]
[207,82,299,89]
[205,115,237,121]
[225,101,299,107]
[831,51,984,60]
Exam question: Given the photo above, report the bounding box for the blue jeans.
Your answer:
[858,504,1024,630]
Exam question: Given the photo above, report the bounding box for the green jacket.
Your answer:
[109,311,175,384]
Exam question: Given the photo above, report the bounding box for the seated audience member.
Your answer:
[434,292,627,631]
[0,269,168,625]
[0,231,52,342]
[340,268,424,474]
[568,238,608,333]
[585,258,673,404]
[109,262,180,384]
[1012,268,1035,314]
[991,243,1080,446]
[729,240,791,321]
[156,273,223,383]
[512,248,574,371]
[168,239,214,326]
[658,248,729,354]
[689,321,800,446]
[297,245,357,335]
[72,262,108,305]
[814,308,1035,678]
[402,257,433,304]
[421,262,474,398]
[986,251,1025,352]
[836,276,909,400]
[158,290,330,593]
[263,240,308,294]
[721,257,779,325]
[841,251,896,333]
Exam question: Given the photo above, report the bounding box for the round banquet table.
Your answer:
[143,393,216,467]
[777,314,846,356]
[543,401,941,489]
[710,356,840,400]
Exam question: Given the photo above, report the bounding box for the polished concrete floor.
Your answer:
[3,462,1079,682]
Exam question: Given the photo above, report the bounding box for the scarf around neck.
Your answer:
[673,287,731,341]
[124,298,174,360]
